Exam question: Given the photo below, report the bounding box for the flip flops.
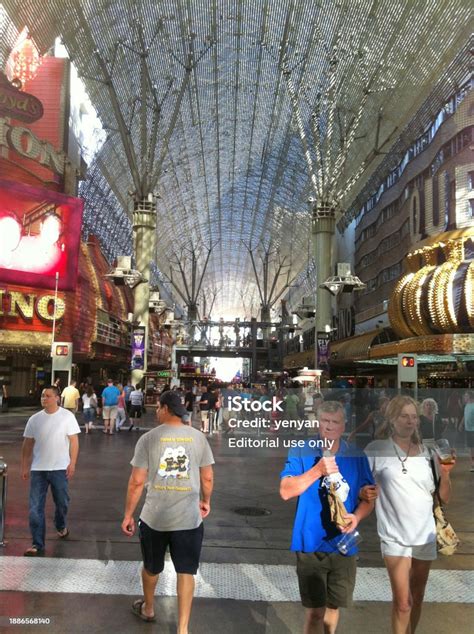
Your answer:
[131,599,156,622]
[57,528,69,538]
[24,546,44,557]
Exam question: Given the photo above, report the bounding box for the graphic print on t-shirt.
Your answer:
[158,446,190,479]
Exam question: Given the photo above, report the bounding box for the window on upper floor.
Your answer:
[432,176,440,226]
[468,171,474,190]
[468,199,474,218]
[412,197,418,234]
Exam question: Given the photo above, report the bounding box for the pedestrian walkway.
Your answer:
[2,557,473,602]
[0,411,472,633]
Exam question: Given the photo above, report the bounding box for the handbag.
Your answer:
[433,499,459,556]
[430,452,460,556]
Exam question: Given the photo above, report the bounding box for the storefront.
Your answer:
[0,45,145,401]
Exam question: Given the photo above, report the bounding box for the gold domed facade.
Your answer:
[388,230,474,338]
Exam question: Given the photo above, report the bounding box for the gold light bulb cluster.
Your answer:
[465,260,474,330]
[388,234,473,338]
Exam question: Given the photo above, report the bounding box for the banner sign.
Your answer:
[131,326,146,370]
[0,179,83,291]
[317,334,330,367]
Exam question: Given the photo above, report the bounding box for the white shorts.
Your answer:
[381,539,437,561]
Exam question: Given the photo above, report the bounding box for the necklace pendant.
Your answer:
[402,466,407,474]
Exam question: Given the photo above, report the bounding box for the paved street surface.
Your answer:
[0,408,472,633]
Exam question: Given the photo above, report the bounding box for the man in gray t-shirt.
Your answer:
[122,390,214,626]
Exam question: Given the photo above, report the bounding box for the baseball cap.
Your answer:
[160,391,188,418]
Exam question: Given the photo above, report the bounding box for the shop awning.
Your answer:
[329,329,397,363]
[283,349,316,370]
[0,330,51,353]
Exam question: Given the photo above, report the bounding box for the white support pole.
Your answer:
[50,271,60,356]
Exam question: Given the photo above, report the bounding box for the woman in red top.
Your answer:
[116,384,128,432]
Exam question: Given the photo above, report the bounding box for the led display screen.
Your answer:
[0,179,83,290]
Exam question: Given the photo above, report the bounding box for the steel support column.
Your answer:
[312,204,335,369]
[251,317,258,383]
[260,305,271,340]
[188,303,198,342]
[132,193,156,387]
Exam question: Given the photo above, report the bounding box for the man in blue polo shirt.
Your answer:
[280,400,374,634]
[101,379,121,435]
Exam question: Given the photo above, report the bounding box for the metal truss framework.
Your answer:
[3,0,472,317]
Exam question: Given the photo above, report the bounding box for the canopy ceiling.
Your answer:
[3,0,472,317]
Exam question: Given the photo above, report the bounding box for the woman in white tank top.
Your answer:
[363,395,455,634]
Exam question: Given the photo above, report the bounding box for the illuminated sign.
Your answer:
[55,344,69,356]
[131,326,146,370]
[0,73,44,123]
[0,117,64,174]
[0,179,83,291]
[317,334,330,367]
[0,288,65,323]
[401,356,415,367]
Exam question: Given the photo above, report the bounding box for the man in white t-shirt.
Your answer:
[128,386,144,431]
[21,385,81,556]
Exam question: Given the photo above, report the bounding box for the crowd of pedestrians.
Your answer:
[17,379,472,633]
[50,377,148,435]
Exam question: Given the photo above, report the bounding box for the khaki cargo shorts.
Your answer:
[296,551,357,608]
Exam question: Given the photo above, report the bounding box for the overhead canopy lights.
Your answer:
[2,1,471,315]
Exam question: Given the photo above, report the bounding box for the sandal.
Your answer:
[57,528,69,538]
[131,599,156,622]
[24,546,44,557]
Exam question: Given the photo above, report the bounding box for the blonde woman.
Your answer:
[362,395,455,634]
[419,398,441,443]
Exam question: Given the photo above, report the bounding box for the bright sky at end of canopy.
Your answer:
[210,357,243,382]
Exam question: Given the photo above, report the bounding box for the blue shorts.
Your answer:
[138,520,204,575]
[83,407,95,423]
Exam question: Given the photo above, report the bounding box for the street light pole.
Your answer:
[50,271,60,356]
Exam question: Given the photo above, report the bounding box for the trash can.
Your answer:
[0,457,7,547]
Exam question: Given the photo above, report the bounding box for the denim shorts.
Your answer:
[83,407,95,422]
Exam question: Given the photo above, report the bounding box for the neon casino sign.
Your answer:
[0,73,44,124]
[0,288,65,323]
[0,117,64,174]
[0,179,83,291]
